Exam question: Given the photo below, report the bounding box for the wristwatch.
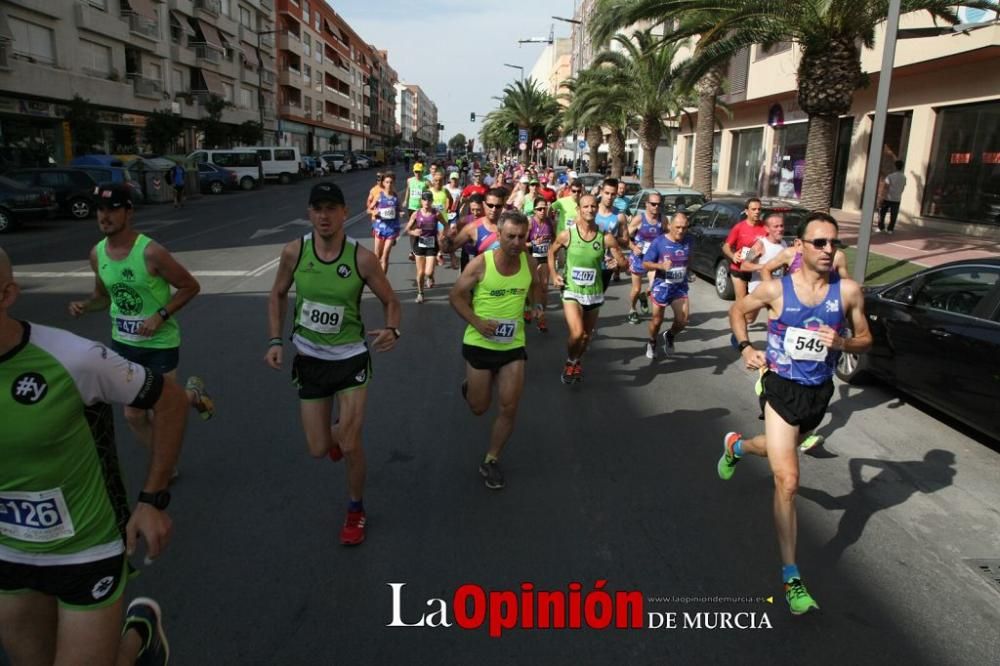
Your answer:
[738,340,754,352]
[157,307,170,321]
[389,327,401,339]
[138,490,171,510]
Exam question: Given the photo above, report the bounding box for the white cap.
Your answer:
[519,176,530,184]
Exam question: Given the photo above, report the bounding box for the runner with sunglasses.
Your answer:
[624,195,663,324]
[721,212,872,616]
[445,188,505,267]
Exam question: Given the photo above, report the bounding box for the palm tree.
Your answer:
[562,67,631,177]
[592,0,990,210]
[489,78,562,163]
[589,28,689,188]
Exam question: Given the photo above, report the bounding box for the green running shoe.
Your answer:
[185,376,214,421]
[717,431,742,481]
[799,434,825,453]
[784,578,819,615]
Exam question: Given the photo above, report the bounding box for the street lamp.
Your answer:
[256,28,280,138]
[503,63,524,82]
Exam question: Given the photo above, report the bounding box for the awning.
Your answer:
[169,11,195,37]
[199,69,225,96]
[260,51,274,69]
[197,19,224,50]
[241,42,260,69]
[126,0,158,21]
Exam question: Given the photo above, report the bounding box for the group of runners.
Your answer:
[0,157,875,661]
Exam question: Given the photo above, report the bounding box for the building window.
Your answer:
[223,82,234,103]
[173,68,185,93]
[239,6,253,29]
[303,33,311,57]
[923,100,1000,225]
[147,61,162,83]
[79,39,111,76]
[221,0,231,17]
[728,128,765,195]
[241,87,252,109]
[303,64,311,85]
[755,41,792,61]
[9,18,55,65]
[767,122,809,199]
[303,2,310,23]
[87,0,108,9]
[314,47,321,65]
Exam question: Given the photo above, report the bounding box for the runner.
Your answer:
[641,212,693,360]
[445,187,505,268]
[721,212,872,615]
[449,211,543,490]
[760,239,850,284]
[456,194,485,272]
[1,246,185,665]
[732,213,790,331]
[596,178,628,289]
[547,194,627,384]
[264,182,401,546]
[426,171,454,268]
[404,191,447,303]
[526,197,554,332]
[365,171,384,223]
[624,194,663,324]
[402,163,428,262]
[68,183,214,475]
[551,179,582,235]
[613,180,630,215]
[461,170,488,212]
[507,176,530,211]
[722,198,767,347]
[368,172,403,274]
[444,173,464,269]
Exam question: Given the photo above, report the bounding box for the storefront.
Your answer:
[922,100,1000,226]
[0,95,67,166]
[728,127,764,195]
[766,121,808,200]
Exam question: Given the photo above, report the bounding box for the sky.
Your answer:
[331,0,578,149]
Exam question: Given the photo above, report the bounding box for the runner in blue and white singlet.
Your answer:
[624,194,663,323]
[641,212,693,359]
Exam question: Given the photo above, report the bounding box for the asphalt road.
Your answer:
[3,169,1000,665]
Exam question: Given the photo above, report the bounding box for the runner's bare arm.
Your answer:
[834,249,850,280]
[526,255,544,308]
[357,246,401,353]
[731,280,779,368]
[69,247,110,317]
[145,242,201,317]
[605,233,628,270]
[761,247,796,282]
[404,211,419,237]
[264,239,301,369]
[449,255,494,337]
[818,279,872,354]
[548,229,570,287]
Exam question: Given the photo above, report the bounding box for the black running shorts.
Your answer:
[0,553,130,609]
[462,344,527,372]
[729,269,753,282]
[292,352,372,400]
[760,371,834,433]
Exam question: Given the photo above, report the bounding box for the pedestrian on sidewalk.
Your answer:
[169,162,186,208]
[878,160,906,234]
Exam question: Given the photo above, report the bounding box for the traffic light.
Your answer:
[470,112,476,122]
[437,123,444,130]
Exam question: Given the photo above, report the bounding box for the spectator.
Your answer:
[169,162,186,208]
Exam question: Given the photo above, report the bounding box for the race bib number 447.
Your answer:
[784,327,827,361]
[299,300,344,335]
[489,319,518,344]
[0,489,76,543]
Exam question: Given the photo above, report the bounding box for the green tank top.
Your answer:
[407,177,427,210]
[292,234,366,355]
[463,251,531,351]
[522,196,535,215]
[431,188,449,214]
[562,224,606,306]
[97,234,180,349]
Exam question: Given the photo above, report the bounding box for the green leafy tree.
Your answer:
[448,133,468,152]
[593,0,991,209]
[233,121,264,146]
[563,67,631,177]
[144,110,185,155]
[490,79,562,162]
[198,95,232,148]
[64,95,104,157]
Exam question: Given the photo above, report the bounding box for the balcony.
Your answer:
[123,12,159,41]
[258,0,273,9]
[75,2,130,41]
[194,0,222,16]
[192,43,221,64]
[277,32,302,56]
[129,74,164,99]
[279,102,303,116]
[278,67,301,86]
[260,69,275,87]
[260,32,275,48]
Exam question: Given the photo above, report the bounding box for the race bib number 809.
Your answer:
[299,300,344,335]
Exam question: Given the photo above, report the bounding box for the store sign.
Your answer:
[949,152,972,165]
[982,152,1000,164]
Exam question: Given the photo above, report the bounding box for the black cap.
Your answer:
[308,182,345,207]
[94,183,133,210]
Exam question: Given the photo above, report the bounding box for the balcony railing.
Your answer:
[258,0,273,9]
[261,70,275,85]
[129,74,164,98]
[123,12,159,39]
[194,0,222,15]
[192,43,221,63]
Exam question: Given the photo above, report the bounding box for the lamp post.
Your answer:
[553,15,582,167]
[503,63,524,82]
[256,28,279,141]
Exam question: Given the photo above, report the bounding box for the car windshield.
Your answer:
[0,176,26,188]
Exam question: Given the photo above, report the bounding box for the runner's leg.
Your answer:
[488,360,525,459]
[54,597,124,666]
[336,386,369,503]
[464,363,493,416]
[763,402,801,566]
[300,397,336,458]
[0,591,58,665]
[668,297,689,336]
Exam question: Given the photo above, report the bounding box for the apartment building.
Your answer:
[273,0,395,154]
[394,82,438,150]
[528,37,571,98]
[673,10,1000,231]
[0,0,277,164]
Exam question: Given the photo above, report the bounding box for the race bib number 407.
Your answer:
[299,300,344,335]
[0,488,76,543]
[571,267,597,286]
[784,327,827,361]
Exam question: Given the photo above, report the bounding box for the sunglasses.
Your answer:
[571,189,581,194]
[484,202,501,209]
[802,238,845,250]
[647,201,661,207]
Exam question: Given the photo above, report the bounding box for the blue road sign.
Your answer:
[518,128,529,143]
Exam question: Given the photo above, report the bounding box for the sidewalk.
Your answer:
[832,208,1000,268]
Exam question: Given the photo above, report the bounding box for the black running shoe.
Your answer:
[124,597,169,666]
[479,459,505,490]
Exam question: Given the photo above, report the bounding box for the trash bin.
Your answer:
[142,169,175,204]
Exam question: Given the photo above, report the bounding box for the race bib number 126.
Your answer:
[0,489,76,543]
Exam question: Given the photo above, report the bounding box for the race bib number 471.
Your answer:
[784,327,827,361]
[0,488,76,543]
[299,300,344,335]
[114,316,147,341]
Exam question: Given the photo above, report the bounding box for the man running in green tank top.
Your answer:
[265,182,401,546]
[449,210,543,490]
[69,183,214,473]
[547,193,627,385]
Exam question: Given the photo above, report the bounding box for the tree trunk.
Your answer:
[608,128,626,179]
[586,125,602,172]
[692,69,722,199]
[639,115,661,189]
[799,115,837,211]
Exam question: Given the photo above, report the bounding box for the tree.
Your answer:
[448,133,468,152]
[233,121,263,146]
[144,110,184,155]
[64,95,104,156]
[490,78,562,162]
[589,28,689,188]
[198,95,232,148]
[593,0,991,209]
[563,66,631,177]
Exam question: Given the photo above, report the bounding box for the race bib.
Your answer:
[664,267,687,283]
[114,315,147,341]
[489,319,518,344]
[637,240,651,254]
[0,488,76,543]
[418,235,436,248]
[299,300,344,335]
[571,267,597,286]
[532,242,550,257]
[740,246,757,262]
[784,327,827,361]
[378,206,396,220]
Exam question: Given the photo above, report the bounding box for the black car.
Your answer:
[837,259,1000,441]
[4,168,99,219]
[686,197,810,299]
[0,175,58,233]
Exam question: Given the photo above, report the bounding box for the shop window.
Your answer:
[767,122,809,199]
[923,101,1000,226]
[728,128,764,195]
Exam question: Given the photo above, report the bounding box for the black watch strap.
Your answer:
[738,340,753,352]
[157,307,170,321]
[138,490,171,510]
[389,327,401,339]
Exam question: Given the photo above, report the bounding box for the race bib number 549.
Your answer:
[784,327,827,361]
[0,489,76,543]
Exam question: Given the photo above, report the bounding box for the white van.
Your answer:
[187,148,262,190]
[253,146,302,184]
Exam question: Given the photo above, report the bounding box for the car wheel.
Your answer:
[279,172,291,184]
[0,208,14,233]
[836,347,869,384]
[210,180,224,194]
[70,198,92,219]
[240,176,256,191]
[714,259,735,300]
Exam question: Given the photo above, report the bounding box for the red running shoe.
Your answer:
[340,510,366,545]
[571,363,583,382]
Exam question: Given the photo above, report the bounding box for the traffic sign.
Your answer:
[518,142,528,151]
[533,138,544,149]
[518,128,529,143]
[578,140,587,150]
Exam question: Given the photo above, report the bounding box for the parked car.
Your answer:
[0,176,58,233]
[253,146,301,184]
[320,153,351,173]
[4,168,99,219]
[74,165,143,206]
[352,153,372,170]
[836,259,1000,441]
[576,172,606,193]
[197,163,238,194]
[187,149,262,190]
[685,197,810,300]
[626,187,707,218]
